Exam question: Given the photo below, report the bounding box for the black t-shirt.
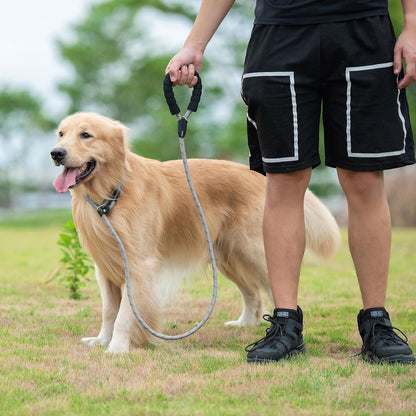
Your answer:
[254,0,389,25]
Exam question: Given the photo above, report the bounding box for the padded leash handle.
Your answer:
[163,72,202,117]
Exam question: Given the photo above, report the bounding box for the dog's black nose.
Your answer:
[51,148,67,163]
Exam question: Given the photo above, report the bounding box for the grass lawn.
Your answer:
[0,210,415,415]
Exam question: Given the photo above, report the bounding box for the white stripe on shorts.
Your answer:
[243,71,299,163]
[345,62,407,158]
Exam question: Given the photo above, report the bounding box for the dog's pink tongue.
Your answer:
[53,167,78,193]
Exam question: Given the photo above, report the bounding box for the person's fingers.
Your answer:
[176,65,197,87]
[185,64,196,87]
[166,54,200,87]
[178,65,189,86]
[398,64,416,89]
[190,75,198,88]
[393,39,403,73]
[166,59,181,85]
[393,34,416,89]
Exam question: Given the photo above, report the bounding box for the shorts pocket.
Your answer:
[242,71,299,163]
[345,62,407,158]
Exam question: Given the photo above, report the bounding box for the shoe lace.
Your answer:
[352,320,409,359]
[245,313,283,353]
[366,320,409,348]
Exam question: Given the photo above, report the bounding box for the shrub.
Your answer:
[57,220,93,299]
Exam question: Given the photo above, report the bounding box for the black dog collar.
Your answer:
[84,179,124,217]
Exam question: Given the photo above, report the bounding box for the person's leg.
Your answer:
[245,169,310,363]
[264,168,312,309]
[336,168,390,309]
[242,24,321,363]
[337,168,414,363]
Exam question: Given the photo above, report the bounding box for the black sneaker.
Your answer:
[357,307,415,364]
[245,306,306,363]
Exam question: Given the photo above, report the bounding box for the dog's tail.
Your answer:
[304,190,341,262]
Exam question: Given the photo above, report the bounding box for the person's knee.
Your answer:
[337,168,385,205]
[265,168,311,206]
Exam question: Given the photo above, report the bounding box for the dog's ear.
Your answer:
[108,119,130,151]
[110,120,127,141]
[108,119,132,172]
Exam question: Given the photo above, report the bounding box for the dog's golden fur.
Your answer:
[51,112,340,353]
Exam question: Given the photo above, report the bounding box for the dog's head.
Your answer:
[51,112,128,195]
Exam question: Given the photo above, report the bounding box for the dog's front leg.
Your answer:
[82,265,120,347]
[105,284,135,354]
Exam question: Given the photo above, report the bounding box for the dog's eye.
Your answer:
[81,132,92,139]
[58,131,64,137]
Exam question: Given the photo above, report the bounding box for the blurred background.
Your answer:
[0,0,415,225]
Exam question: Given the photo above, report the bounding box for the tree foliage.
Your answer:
[0,88,54,136]
[57,0,253,161]
[0,88,55,206]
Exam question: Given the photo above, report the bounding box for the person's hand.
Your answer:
[166,47,203,87]
[394,28,416,89]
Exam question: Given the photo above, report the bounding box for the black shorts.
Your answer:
[241,15,416,174]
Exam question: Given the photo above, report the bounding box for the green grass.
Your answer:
[0,210,415,415]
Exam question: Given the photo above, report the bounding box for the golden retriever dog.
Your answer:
[51,112,340,353]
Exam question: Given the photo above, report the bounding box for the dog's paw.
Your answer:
[105,341,130,354]
[225,319,244,327]
[225,317,258,327]
[81,336,110,347]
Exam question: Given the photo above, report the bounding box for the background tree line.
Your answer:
[0,0,414,205]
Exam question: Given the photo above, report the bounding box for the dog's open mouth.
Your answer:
[53,160,96,193]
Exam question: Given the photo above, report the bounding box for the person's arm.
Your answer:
[394,0,416,89]
[166,0,235,87]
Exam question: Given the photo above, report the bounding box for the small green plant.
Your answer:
[57,220,93,299]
